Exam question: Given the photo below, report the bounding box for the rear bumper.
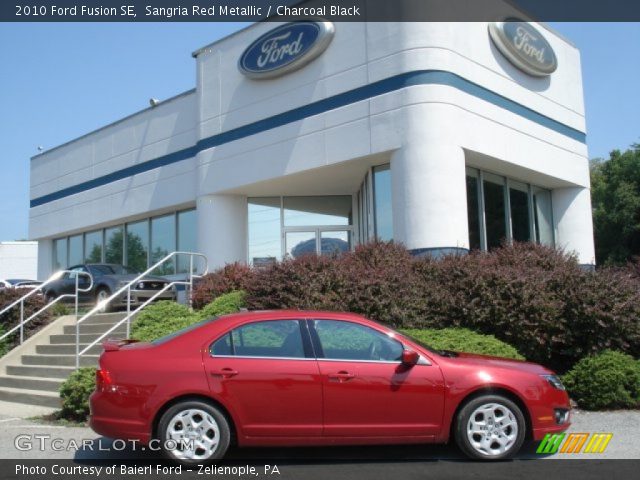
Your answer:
[89,391,151,444]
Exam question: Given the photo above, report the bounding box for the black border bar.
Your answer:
[3,0,640,22]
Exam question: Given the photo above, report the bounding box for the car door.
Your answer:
[68,266,93,302]
[309,318,446,438]
[203,319,323,438]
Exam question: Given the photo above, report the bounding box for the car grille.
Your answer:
[137,282,167,290]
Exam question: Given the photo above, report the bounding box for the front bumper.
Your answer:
[114,289,176,306]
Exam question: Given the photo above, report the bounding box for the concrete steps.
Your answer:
[0,313,127,408]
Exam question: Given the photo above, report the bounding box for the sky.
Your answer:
[0,22,639,241]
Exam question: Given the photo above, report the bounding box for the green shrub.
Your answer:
[50,302,71,317]
[131,301,194,334]
[563,350,640,410]
[0,325,7,357]
[59,367,96,421]
[198,291,246,319]
[401,328,524,360]
[131,315,201,343]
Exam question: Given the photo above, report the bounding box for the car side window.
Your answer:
[68,266,85,280]
[210,320,306,359]
[312,320,404,362]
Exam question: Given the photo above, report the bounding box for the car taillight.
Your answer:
[95,369,113,392]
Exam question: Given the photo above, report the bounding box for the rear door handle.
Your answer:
[328,371,355,382]
[210,368,238,378]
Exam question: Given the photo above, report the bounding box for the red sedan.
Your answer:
[89,310,570,463]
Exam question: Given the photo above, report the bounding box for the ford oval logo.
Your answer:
[489,20,558,77]
[239,21,335,79]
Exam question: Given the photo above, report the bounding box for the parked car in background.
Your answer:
[43,264,176,312]
[0,278,42,291]
[90,311,571,464]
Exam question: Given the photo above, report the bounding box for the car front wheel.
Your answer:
[158,400,231,465]
[454,394,526,460]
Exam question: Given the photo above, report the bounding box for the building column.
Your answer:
[390,117,469,255]
[196,194,247,270]
[552,187,596,266]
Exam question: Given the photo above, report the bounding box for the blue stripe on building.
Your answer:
[30,70,586,208]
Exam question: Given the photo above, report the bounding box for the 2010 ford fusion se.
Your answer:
[89,311,570,463]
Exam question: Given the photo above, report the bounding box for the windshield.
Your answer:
[86,265,139,277]
[152,318,217,346]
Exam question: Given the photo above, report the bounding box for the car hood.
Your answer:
[101,274,169,283]
[445,351,551,375]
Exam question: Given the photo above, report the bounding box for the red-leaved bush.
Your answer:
[0,289,51,353]
[192,242,640,371]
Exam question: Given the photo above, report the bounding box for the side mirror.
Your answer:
[401,349,420,366]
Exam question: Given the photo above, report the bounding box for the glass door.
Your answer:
[284,228,352,259]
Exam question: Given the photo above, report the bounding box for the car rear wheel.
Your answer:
[454,394,526,460]
[95,288,112,313]
[158,400,230,465]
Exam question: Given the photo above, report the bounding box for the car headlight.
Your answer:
[541,374,565,390]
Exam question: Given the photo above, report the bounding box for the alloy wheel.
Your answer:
[466,402,518,457]
[165,408,221,461]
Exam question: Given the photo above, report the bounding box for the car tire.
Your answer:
[158,400,231,465]
[454,394,526,461]
[45,291,57,304]
[95,288,112,313]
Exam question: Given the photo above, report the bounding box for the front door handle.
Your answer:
[210,368,238,378]
[328,371,355,382]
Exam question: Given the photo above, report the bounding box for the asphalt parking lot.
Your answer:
[0,409,637,462]
[0,409,638,480]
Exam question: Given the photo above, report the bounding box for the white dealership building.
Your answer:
[29,20,595,280]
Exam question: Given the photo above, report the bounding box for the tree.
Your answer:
[591,144,640,265]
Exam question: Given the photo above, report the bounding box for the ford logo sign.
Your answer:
[239,21,335,79]
[489,20,558,77]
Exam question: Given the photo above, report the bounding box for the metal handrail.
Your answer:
[75,251,208,367]
[0,270,93,344]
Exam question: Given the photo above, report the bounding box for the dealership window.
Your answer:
[151,215,176,275]
[84,230,103,263]
[466,167,554,250]
[126,220,149,273]
[248,196,354,265]
[53,238,68,270]
[177,209,197,273]
[68,235,83,266]
[373,164,393,241]
[52,208,196,276]
[104,226,124,265]
[248,197,282,266]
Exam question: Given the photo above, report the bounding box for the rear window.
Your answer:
[152,318,216,345]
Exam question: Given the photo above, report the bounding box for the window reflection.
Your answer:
[509,181,530,243]
[126,220,149,273]
[533,188,554,246]
[373,165,393,241]
[53,238,68,270]
[248,198,281,265]
[466,169,481,250]
[177,210,197,273]
[84,230,103,263]
[68,235,83,266]
[151,215,176,275]
[483,174,507,249]
[104,226,124,265]
[284,196,352,227]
